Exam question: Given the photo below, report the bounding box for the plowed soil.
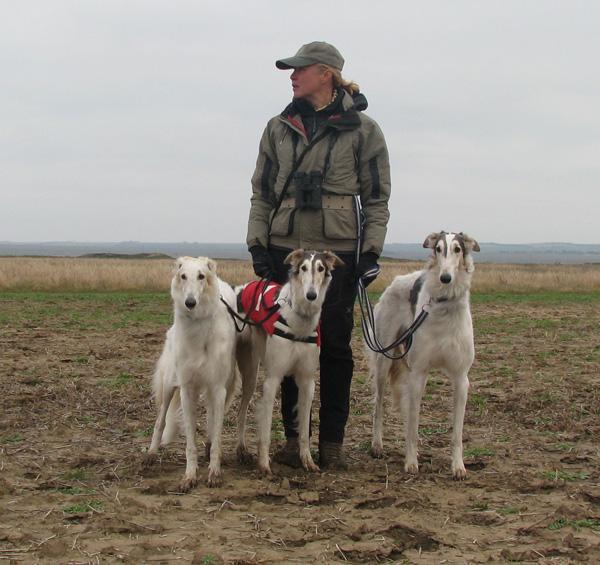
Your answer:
[1,292,599,563]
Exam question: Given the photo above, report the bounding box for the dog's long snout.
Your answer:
[306,289,317,301]
[440,273,452,284]
[185,297,197,309]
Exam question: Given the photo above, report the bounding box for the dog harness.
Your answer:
[238,280,320,346]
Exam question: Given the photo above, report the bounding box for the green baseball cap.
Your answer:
[276,41,344,71]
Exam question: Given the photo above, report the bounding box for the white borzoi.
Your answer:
[235,249,342,476]
[144,257,237,491]
[368,232,480,479]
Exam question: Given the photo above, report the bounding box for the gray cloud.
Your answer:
[1,0,598,244]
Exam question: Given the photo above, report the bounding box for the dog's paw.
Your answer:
[370,443,384,459]
[404,461,419,475]
[207,467,222,488]
[141,452,159,468]
[258,463,273,477]
[452,464,467,481]
[300,453,320,473]
[177,476,198,493]
[236,445,255,465]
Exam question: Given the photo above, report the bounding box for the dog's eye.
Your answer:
[317,265,324,272]
[436,246,442,253]
[198,273,205,280]
[301,265,308,272]
[454,247,461,253]
[181,274,187,280]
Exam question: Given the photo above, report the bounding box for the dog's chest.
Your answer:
[412,308,474,367]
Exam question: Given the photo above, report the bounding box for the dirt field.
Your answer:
[1,290,599,563]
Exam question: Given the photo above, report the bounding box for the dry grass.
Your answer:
[0,256,599,293]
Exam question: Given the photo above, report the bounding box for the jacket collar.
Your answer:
[279,90,365,136]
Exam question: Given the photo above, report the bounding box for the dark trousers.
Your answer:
[268,247,358,444]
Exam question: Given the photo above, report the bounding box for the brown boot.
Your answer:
[319,441,348,470]
[272,437,302,468]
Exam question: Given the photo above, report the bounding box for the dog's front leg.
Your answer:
[206,384,227,487]
[295,373,319,472]
[178,379,199,492]
[450,372,470,480]
[257,375,279,476]
[403,371,427,474]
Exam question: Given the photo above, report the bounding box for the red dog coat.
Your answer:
[238,280,320,346]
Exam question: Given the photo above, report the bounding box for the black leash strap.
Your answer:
[353,194,428,359]
[358,277,429,359]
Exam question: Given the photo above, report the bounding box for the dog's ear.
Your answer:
[459,233,480,253]
[322,251,344,271]
[174,257,184,272]
[284,249,305,267]
[206,258,217,273]
[423,232,442,249]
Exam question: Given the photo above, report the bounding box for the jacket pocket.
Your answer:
[322,202,357,240]
[269,207,296,237]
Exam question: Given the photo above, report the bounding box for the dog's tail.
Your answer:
[162,390,181,445]
[389,362,403,412]
[224,364,241,414]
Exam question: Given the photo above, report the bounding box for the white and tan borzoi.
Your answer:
[145,257,238,491]
[235,250,342,476]
[368,232,480,479]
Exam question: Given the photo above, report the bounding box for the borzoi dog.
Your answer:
[144,257,237,491]
[368,232,480,479]
[235,250,342,476]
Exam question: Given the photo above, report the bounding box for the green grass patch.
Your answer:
[2,433,24,444]
[548,517,600,531]
[499,506,520,515]
[63,500,103,514]
[469,393,488,414]
[0,291,171,329]
[62,469,90,482]
[420,426,448,436]
[471,501,489,511]
[471,291,600,304]
[271,418,285,441]
[103,372,134,388]
[542,470,589,482]
[135,427,153,438]
[553,442,575,452]
[464,447,495,457]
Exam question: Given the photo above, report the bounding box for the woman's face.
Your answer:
[290,65,330,100]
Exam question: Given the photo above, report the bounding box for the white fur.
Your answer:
[145,256,238,491]
[368,232,480,480]
[235,250,342,475]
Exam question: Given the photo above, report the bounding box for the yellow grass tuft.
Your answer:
[0,257,598,293]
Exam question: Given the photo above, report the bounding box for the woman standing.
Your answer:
[246,41,391,468]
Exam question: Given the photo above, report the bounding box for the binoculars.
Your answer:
[293,171,323,210]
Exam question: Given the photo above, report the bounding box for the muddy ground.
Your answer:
[1,292,599,563]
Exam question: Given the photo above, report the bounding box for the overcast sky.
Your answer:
[1,1,598,244]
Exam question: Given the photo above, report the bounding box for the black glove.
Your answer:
[249,245,275,279]
[356,252,380,287]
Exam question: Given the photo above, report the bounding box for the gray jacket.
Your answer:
[247,90,391,255]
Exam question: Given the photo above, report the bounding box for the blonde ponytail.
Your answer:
[319,64,360,95]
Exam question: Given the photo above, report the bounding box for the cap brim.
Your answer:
[275,56,317,69]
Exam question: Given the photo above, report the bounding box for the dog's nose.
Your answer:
[440,273,452,284]
[306,290,317,301]
[185,297,196,309]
